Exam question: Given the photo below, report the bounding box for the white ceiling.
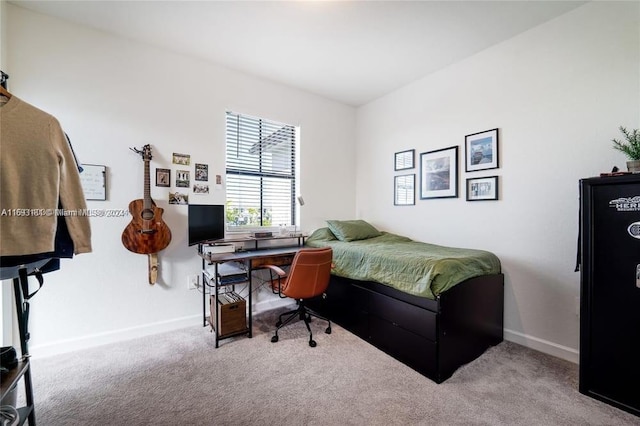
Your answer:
[11,1,586,106]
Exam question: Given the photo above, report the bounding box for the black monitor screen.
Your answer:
[188,204,225,246]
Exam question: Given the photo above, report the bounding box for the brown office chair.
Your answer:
[265,247,333,347]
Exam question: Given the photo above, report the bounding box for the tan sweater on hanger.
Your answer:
[0,96,92,256]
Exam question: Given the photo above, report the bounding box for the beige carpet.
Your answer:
[19,308,639,425]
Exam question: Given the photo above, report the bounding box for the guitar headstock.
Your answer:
[130,144,153,161]
[141,144,152,161]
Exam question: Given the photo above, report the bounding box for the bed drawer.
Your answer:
[369,315,437,379]
[368,291,437,341]
[308,277,369,337]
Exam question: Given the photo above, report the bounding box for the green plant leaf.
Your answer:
[612,126,640,160]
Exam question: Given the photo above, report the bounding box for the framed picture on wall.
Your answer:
[465,128,499,172]
[420,146,458,199]
[172,152,191,166]
[466,176,499,201]
[176,170,190,188]
[394,149,415,171]
[79,164,107,201]
[394,174,415,206]
[195,163,209,181]
[156,168,170,187]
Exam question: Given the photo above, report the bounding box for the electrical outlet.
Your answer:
[188,275,200,290]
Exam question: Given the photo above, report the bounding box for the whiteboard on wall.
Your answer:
[80,164,107,201]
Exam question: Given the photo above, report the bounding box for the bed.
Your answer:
[305,220,504,383]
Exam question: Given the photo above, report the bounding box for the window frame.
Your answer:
[225,111,297,232]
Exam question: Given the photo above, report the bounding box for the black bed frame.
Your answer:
[308,273,504,383]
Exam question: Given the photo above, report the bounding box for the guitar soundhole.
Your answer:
[141,209,155,220]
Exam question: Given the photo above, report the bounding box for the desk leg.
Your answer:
[202,257,207,327]
[248,265,253,338]
[214,263,219,348]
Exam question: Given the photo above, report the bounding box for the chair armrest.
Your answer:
[264,264,288,298]
[263,264,287,277]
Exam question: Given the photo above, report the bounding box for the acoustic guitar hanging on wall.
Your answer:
[122,144,172,284]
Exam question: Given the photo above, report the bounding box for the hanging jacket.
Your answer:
[0,96,92,257]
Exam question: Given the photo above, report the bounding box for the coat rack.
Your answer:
[1,69,38,424]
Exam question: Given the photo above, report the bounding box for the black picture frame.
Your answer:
[465,128,499,172]
[466,176,499,201]
[176,170,190,188]
[195,163,208,181]
[420,146,458,199]
[394,174,415,206]
[156,168,170,187]
[394,149,415,171]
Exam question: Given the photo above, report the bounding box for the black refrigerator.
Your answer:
[579,174,640,417]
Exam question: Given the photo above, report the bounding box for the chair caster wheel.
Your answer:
[325,327,331,334]
[271,335,279,343]
[309,339,317,347]
[275,321,282,327]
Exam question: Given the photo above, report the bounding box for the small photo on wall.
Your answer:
[176,170,190,188]
[394,174,415,206]
[193,183,209,194]
[465,128,499,172]
[156,168,170,187]
[466,176,499,201]
[169,191,188,205]
[195,163,208,181]
[172,152,191,166]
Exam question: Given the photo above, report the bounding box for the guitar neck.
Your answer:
[143,159,152,210]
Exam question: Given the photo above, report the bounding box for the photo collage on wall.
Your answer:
[394,127,501,205]
[154,152,214,205]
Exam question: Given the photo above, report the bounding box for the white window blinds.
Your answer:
[225,111,296,229]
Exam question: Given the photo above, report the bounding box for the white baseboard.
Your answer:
[30,314,201,359]
[30,299,296,359]
[31,311,578,364]
[504,328,578,364]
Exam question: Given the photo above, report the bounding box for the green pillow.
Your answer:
[326,220,381,242]
[307,227,337,241]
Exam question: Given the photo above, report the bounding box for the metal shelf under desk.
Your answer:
[197,234,306,348]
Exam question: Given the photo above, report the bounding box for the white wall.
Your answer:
[5,4,356,356]
[356,1,639,362]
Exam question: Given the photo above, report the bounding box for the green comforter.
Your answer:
[305,228,501,300]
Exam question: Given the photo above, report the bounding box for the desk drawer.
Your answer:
[250,255,294,269]
[369,291,437,341]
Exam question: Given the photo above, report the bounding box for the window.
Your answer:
[225,111,297,231]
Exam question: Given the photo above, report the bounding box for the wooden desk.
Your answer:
[199,241,304,347]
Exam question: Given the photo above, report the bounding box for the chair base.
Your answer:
[271,300,331,347]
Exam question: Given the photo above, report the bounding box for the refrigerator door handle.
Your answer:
[637,264,640,289]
